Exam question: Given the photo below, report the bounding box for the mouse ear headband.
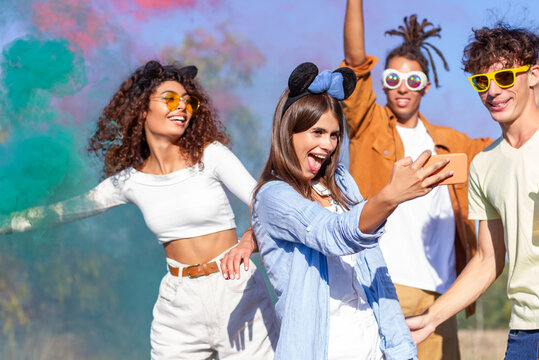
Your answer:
[138,62,198,94]
[142,61,198,79]
[282,62,357,115]
[178,65,198,79]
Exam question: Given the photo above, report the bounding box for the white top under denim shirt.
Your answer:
[324,196,384,359]
[252,163,417,360]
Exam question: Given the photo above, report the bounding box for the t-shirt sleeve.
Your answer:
[468,160,500,220]
[5,176,129,233]
[205,142,256,205]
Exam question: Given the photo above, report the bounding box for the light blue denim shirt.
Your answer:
[252,164,417,360]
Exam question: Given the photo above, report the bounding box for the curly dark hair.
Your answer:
[384,15,449,87]
[88,60,229,177]
[462,24,539,74]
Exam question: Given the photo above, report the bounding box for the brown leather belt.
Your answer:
[169,261,219,278]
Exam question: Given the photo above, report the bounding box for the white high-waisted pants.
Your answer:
[150,250,279,359]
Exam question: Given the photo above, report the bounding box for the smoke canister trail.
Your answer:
[0,36,91,220]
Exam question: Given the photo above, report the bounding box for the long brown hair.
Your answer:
[88,60,229,177]
[253,90,356,209]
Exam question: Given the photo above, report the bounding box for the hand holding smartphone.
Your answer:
[423,153,468,185]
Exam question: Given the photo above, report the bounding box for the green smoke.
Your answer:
[0,36,89,216]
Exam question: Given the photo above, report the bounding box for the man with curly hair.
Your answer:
[408,24,539,359]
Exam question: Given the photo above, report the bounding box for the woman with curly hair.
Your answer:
[2,60,279,359]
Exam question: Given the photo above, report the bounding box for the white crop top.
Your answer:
[9,142,256,244]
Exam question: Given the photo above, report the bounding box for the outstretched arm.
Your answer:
[0,177,128,234]
[344,0,366,66]
[359,150,452,233]
[407,218,506,344]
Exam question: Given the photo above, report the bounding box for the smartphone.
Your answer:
[423,153,468,185]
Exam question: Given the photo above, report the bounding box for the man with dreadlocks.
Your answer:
[408,24,539,360]
[341,1,491,359]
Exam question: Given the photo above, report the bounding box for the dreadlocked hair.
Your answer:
[385,14,449,87]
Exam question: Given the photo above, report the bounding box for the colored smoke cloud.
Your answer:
[0,36,90,215]
[1,36,87,127]
[31,0,119,54]
[109,0,217,21]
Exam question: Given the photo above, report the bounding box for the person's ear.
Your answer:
[421,81,431,96]
[528,64,539,87]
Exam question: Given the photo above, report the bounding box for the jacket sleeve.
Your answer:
[340,55,384,140]
[253,181,383,256]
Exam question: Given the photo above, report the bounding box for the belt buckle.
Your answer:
[185,264,201,278]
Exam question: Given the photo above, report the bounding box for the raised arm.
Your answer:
[344,0,366,66]
[341,0,384,141]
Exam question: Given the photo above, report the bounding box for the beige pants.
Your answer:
[150,254,279,359]
[395,284,460,360]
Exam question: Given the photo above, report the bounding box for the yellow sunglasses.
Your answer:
[468,65,531,92]
[153,92,200,113]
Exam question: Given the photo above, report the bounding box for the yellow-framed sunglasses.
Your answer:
[153,92,200,113]
[468,65,531,92]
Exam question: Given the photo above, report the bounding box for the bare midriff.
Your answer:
[163,228,238,265]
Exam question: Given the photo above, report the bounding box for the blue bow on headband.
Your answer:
[282,62,356,115]
[307,70,345,100]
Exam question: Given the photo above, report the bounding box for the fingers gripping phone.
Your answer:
[423,153,468,185]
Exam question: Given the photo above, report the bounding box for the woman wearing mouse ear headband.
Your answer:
[0,60,279,359]
[251,61,454,360]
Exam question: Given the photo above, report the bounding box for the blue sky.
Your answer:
[217,0,537,141]
[192,0,536,141]
[2,0,537,144]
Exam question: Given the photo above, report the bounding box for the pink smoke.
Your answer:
[31,0,118,55]
[110,0,221,21]
[134,0,196,10]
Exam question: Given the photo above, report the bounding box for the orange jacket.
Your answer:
[342,56,491,316]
